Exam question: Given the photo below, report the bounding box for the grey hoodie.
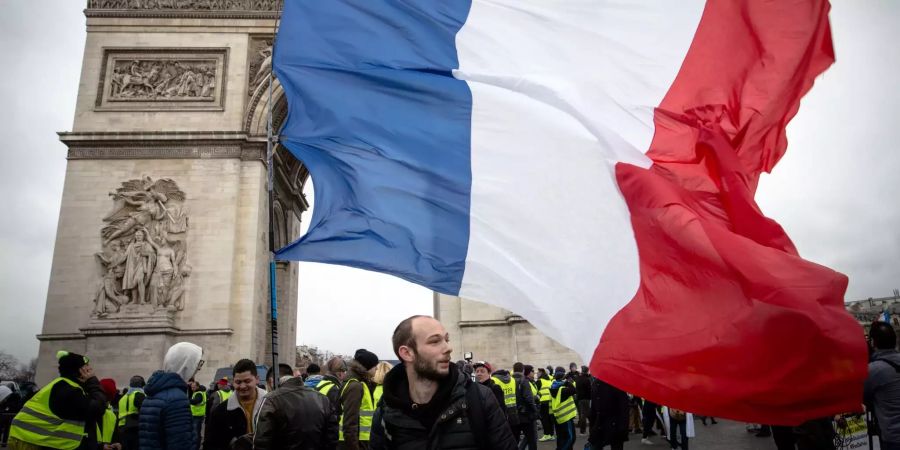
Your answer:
[865,349,900,444]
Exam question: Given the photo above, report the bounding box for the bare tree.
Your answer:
[0,351,20,380]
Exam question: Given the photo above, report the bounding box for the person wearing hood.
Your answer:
[253,362,338,450]
[8,350,108,450]
[203,359,267,450]
[139,341,203,450]
[549,367,576,450]
[118,376,146,450]
[369,315,517,450]
[317,357,348,421]
[338,349,379,450]
[511,362,539,450]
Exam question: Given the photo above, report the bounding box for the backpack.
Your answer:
[669,408,687,421]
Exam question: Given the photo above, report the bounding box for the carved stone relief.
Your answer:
[96,49,227,111]
[87,0,283,10]
[93,177,191,318]
[247,36,273,98]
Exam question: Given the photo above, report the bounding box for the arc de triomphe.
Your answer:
[37,1,580,386]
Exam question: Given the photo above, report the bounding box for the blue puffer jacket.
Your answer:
[139,370,195,450]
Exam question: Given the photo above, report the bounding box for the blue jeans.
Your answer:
[192,416,204,450]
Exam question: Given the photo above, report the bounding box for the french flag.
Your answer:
[274,0,867,424]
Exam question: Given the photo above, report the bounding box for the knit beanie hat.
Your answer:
[99,378,118,402]
[554,366,566,379]
[354,349,379,371]
[58,351,89,378]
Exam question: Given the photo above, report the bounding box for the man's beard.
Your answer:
[412,354,449,381]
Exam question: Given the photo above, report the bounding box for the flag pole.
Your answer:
[266,14,282,390]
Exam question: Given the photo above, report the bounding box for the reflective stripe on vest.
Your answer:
[9,377,87,450]
[491,377,517,408]
[191,391,207,417]
[316,380,335,396]
[97,407,116,444]
[338,379,374,442]
[551,388,577,424]
[373,384,383,407]
[117,389,143,426]
[539,378,552,402]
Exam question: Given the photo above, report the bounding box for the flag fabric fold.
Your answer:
[274,0,867,424]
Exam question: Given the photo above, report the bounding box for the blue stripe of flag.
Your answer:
[274,1,473,294]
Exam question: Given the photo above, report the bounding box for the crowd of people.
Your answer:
[0,317,898,450]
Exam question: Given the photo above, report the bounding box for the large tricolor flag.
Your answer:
[273,0,867,424]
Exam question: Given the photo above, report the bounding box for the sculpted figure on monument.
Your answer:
[123,228,156,305]
[110,59,217,101]
[88,0,283,11]
[95,177,190,318]
[92,240,128,316]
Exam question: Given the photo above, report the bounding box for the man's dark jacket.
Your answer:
[253,377,338,450]
[575,373,592,401]
[369,363,517,450]
[511,372,538,421]
[202,387,265,450]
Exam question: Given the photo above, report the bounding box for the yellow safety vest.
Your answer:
[338,379,374,442]
[9,377,87,450]
[539,378,552,403]
[191,391,207,417]
[316,380,336,396]
[491,376,517,408]
[529,380,538,398]
[373,384,384,407]
[551,387,577,424]
[218,389,233,402]
[117,389,143,426]
[97,406,117,444]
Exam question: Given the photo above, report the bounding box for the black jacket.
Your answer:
[202,388,266,450]
[574,373,592,401]
[588,378,629,447]
[48,376,107,450]
[511,372,538,421]
[253,377,339,450]
[369,363,517,450]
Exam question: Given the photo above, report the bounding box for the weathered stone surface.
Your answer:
[435,294,583,371]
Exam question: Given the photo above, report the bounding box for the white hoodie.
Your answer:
[163,341,203,382]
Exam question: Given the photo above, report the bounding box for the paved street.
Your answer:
[536,419,775,450]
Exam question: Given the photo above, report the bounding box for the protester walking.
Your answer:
[549,367,576,450]
[511,362,539,450]
[188,379,206,449]
[575,366,592,436]
[537,367,555,442]
[118,376,146,450]
[587,377,629,450]
[661,406,693,450]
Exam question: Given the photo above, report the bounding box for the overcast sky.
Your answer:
[0,2,897,365]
